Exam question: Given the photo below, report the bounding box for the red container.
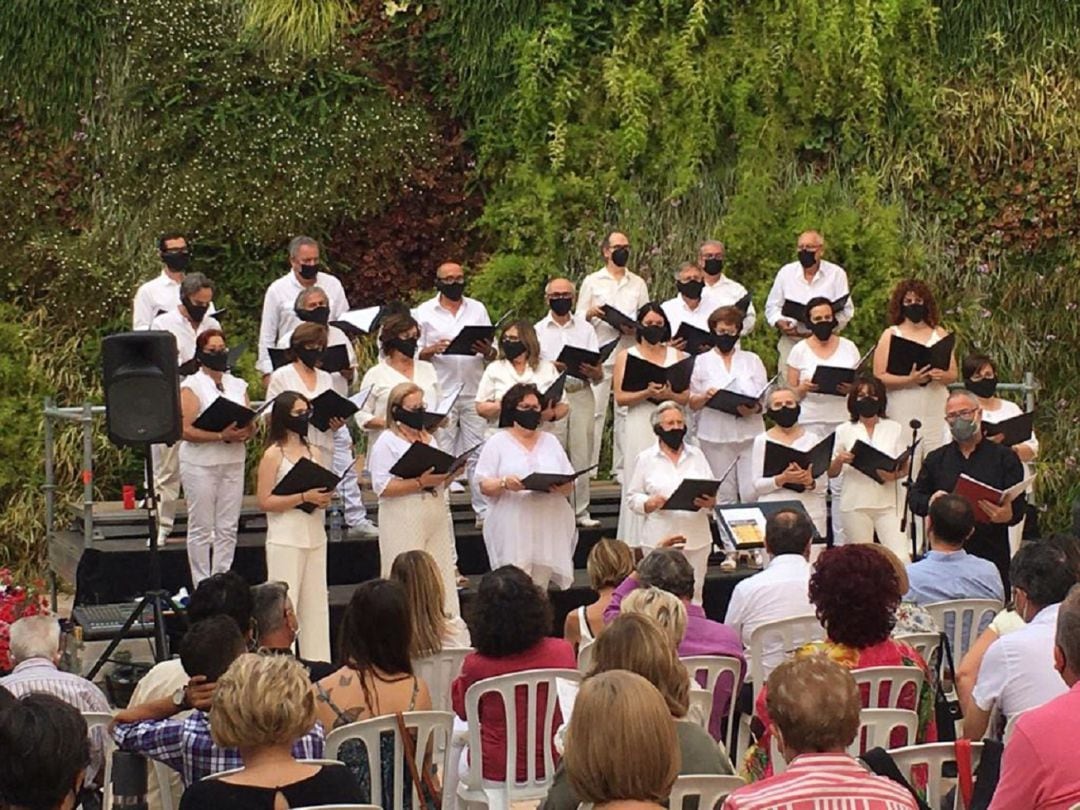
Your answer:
[122,484,136,510]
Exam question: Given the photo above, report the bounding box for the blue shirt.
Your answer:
[904,549,1006,605]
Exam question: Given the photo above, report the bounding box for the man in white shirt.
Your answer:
[697,239,756,335]
[256,235,349,384]
[414,261,495,522]
[535,277,603,528]
[576,231,650,481]
[724,507,815,675]
[662,263,713,341]
[764,231,854,372]
[133,232,189,330]
[150,273,221,545]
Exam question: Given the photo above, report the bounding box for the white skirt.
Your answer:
[482,491,577,589]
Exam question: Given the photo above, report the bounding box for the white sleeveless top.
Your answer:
[577,605,597,645]
[265,451,327,550]
[179,370,248,467]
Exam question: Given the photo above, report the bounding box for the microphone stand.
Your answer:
[899,419,922,561]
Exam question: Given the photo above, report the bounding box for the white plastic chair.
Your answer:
[687,687,713,731]
[747,615,825,699]
[852,666,925,709]
[413,647,472,712]
[848,708,919,756]
[895,632,941,668]
[668,774,748,810]
[681,654,744,752]
[323,712,454,809]
[457,668,581,809]
[576,640,595,675]
[83,711,115,807]
[924,599,1002,659]
[889,741,984,810]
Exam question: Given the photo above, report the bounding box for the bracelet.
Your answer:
[500,477,507,490]
[300,493,307,504]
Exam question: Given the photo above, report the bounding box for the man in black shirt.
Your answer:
[910,389,1026,592]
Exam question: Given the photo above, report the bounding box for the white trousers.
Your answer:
[266,541,331,661]
[439,396,488,518]
[378,492,461,617]
[841,506,911,563]
[699,438,756,506]
[180,461,244,586]
[150,442,181,543]
[554,384,595,518]
[590,364,626,480]
[332,426,368,526]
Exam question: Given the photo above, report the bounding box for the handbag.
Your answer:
[395,711,442,810]
[934,631,962,741]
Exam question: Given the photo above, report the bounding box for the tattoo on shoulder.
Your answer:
[338,673,353,687]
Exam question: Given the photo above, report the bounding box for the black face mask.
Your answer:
[638,324,666,345]
[297,263,319,280]
[797,249,818,269]
[296,305,330,326]
[902,303,928,324]
[500,339,527,362]
[702,257,723,276]
[677,280,705,300]
[161,250,190,272]
[198,349,229,372]
[966,377,998,398]
[294,346,323,369]
[513,408,542,431]
[769,404,801,428]
[809,319,836,341]
[183,298,210,324]
[393,405,427,431]
[854,397,880,419]
[386,337,418,358]
[611,246,630,268]
[713,333,739,354]
[285,411,310,435]
[437,280,465,301]
[549,297,573,317]
[655,425,687,451]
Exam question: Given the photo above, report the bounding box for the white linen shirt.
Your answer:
[626,440,716,551]
[576,266,650,352]
[834,418,905,511]
[661,295,712,337]
[150,308,223,366]
[257,270,349,373]
[535,313,599,359]
[702,274,757,334]
[786,337,863,426]
[475,359,566,411]
[263,364,335,455]
[412,295,491,399]
[764,259,854,335]
[689,348,768,443]
[355,360,440,433]
[279,324,357,396]
[367,428,439,497]
[132,270,181,330]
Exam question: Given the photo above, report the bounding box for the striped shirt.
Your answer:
[723,753,918,810]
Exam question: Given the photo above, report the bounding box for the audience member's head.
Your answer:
[390,550,452,658]
[1045,534,1080,582]
[251,581,296,650]
[767,655,860,762]
[1011,541,1077,622]
[928,494,975,549]
[471,566,553,658]
[337,579,413,678]
[209,653,317,752]
[0,684,15,712]
[8,615,61,666]
[620,587,688,648]
[586,538,635,592]
[0,693,90,810]
[637,548,695,603]
[809,545,900,648]
[866,543,912,597]
[565,670,679,808]
[588,613,689,718]
[1054,585,1080,687]
[764,508,814,558]
[180,616,247,682]
[187,571,254,638]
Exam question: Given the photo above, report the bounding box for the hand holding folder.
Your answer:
[308,389,360,432]
[982,411,1035,446]
[389,441,482,480]
[849,440,914,484]
[952,472,1034,524]
[781,294,849,326]
[271,457,342,513]
[885,332,956,376]
[763,434,835,492]
[661,478,721,511]
[622,354,696,395]
[673,322,714,355]
[557,339,618,380]
[520,466,597,492]
[192,397,272,432]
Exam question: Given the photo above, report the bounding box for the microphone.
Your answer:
[909,419,922,430]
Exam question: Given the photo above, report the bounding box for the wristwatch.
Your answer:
[171,686,189,711]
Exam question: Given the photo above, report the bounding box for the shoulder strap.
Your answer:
[408,676,419,711]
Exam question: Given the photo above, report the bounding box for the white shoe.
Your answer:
[577,516,601,529]
[347,521,379,539]
[449,481,466,493]
[474,516,485,530]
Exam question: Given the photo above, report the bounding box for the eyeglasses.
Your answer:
[700,251,723,259]
[609,244,630,250]
[797,244,822,251]
[438,276,465,284]
[945,408,979,422]
[547,292,573,299]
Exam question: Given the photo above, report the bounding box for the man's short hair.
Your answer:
[1056,585,1080,673]
[0,693,90,809]
[637,548,695,600]
[179,616,247,682]
[1012,541,1077,608]
[766,655,860,754]
[288,235,319,259]
[186,571,254,633]
[158,231,187,251]
[946,388,980,410]
[9,615,60,665]
[765,509,814,557]
[251,581,290,642]
[929,494,975,547]
[293,285,327,310]
[179,272,213,299]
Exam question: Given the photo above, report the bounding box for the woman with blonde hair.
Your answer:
[179,653,361,809]
[620,586,688,649]
[390,549,471,657]
[367,382,459,616]
[564,538,635,650]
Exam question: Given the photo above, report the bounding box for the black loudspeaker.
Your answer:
[102,331,182,446]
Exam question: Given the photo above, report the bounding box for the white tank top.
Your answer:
[179,371,249,467]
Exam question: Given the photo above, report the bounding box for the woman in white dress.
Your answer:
[751,386,828,537]
[827,375,911,560]
[688,305,767,505]
[475,383,577,589]
[256,391,332,661]
[367,382,460,616]
[626,402,717,603]
[178,329,256,586]
[475,319,568,433]
[613,303,689,545]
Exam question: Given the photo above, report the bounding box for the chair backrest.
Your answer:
[681,654,744,752]
[412,647,472,712]
[852,666,925,710]
[894,632,941,668]
[848,708,919,756]
[461,668,581,801]
[668,774,748,810]
[576,640,595,675]
[686,687,713,731]
[83,711,116,807]
[323,712,453,808]
[924,599,1002,659]
[889,741,984,809]
[747,615,824,698]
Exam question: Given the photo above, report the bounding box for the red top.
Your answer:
[451,637,576,782]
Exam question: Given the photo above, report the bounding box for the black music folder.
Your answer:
[308,389,359,431]
[850,440,916,484]
[622,354,696,394]
[267,344,349,373]
[271,457,342,513]
[419,384,463,431]
[762,433,836,491]
[811,365,857,396]
[983,411,1035,446]
[540,371,567,409]
[557,339,619,380]
[706,384,767,416]
[330,305,383,337]
[389,441,482,479]
[662,478,721,511]
[520,465,597,492]
[781,294,849,325]
[885,332,956,375]
[733,292,752,313]
[177,358,199,376]
[674,322,714,354]
[599,304,637,332]
[443,325,497,356]
[192,397,271,431]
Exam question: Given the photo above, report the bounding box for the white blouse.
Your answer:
[278,323,357,397]
[626,441,716,551]
[981,398,1038,485]
[834,418,905,512]
[367,429,440,497]
[475,429,573,485]
[179,370,248,467]
[689,348,768,444]
[787,336,862,426]
[751,429,829,499]
[475,359,566,422]
[355,360,440,433]
[264,364,335,454]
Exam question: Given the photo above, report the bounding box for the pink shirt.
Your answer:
[989,681,1080,810]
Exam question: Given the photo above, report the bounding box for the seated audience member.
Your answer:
[564,538,635,651]
[313,579,433,805]
[905,494,1005,604]
[252,580,335,681]
[962,541,1075,740]
[0,615,110,784]
[724,508,815,675]
[179,654,361,810]
[544,614,733,810]
[865,544,939,636]
[0,693,92,810]
[605,547,744,661]
[390,549,471,657]
[563,671,681,810]
[621,586,688,649]
[723,657,919,809]
[450,566,576,799]
[113,616,323,785]
[744,545,935,780]
[989,585,1080,809]
[0,684,13,710]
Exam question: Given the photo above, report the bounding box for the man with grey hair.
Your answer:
[251,581,335,680]
[662,262,712,346]
[910,387,1026,591]
[697,239,756,334]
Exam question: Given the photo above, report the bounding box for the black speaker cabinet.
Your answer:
[102,332,182,446]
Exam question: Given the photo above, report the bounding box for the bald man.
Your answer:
[764,230,854,373]
[536,278,603,526]
[576,231,650,481]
